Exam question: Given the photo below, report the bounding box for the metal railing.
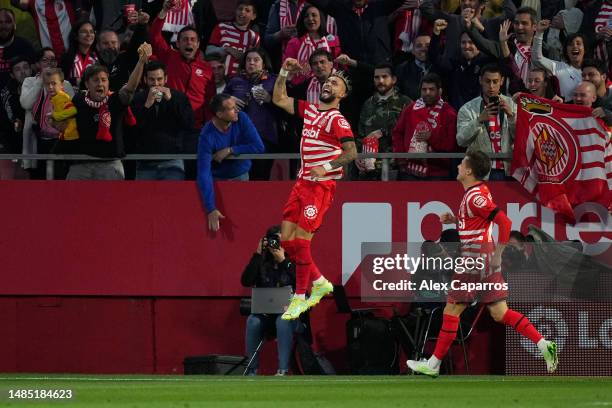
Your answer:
[0,153,513,181]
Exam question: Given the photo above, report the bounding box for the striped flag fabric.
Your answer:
[511,94,612,223]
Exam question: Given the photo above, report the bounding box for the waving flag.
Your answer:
[511,94,612,223]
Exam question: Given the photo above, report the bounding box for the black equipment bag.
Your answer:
[346,313,399,374]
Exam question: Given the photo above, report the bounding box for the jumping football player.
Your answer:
[272,58,357,320]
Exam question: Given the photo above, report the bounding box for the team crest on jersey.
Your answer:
[338,118,350,129]
[473,195,487,208]
[304,205,318,220]
[195,68,204,77]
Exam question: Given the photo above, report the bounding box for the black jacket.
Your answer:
[241,252,296,289]
[429,32,495,111]
[98,24,149,92]
[308,0,404,65]
[0,79,25,153]
[131,88,195,154]
[420,0,516,63]
[395,58,431,102]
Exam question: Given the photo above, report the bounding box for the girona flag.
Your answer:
[511,94,612,223]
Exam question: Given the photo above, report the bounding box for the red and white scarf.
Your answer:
[163,0,195,43]
[487,112,503,169]
[306,76,322,104]
[326,16,337,36]
[280,0,303,28]
[85,93,112,142]
[397,9,422,53]
[71,50,97,84]
[297,34,330,67]
[406,98,444,177]
[32,90,59,139]
[514,40,531,86]
[594,3,612,71]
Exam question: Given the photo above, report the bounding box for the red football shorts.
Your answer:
[282,179,336,233]
[446,271,508,304]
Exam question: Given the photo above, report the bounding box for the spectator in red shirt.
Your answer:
[150,1,216,129]
[392,72,458,180]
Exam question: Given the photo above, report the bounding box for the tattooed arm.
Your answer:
[310,140,357,179]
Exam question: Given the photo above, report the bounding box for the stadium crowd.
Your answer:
[0,0,611,182]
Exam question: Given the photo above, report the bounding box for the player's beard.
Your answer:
[319,92,335,104]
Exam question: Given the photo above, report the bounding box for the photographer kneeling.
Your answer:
[241,225,297,376]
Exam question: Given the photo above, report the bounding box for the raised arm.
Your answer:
[466,19,503,58]
[149,2,171,62]
[272,58,301,115]
[119,42,152,106]
[429,20,452,74]
[532,20,560,74]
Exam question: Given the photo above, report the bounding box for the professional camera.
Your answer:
[264,233,281,250]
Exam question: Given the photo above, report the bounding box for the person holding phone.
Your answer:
[456,63,516,181]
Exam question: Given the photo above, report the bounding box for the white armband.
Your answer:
[279,68,289,78]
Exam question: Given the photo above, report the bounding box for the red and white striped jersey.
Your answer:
[209,22,260,77]
[162,0,195,42]
[595,2,612,34]
[457,182,498,262]
[297,100,354,182]
[29,0,75,56]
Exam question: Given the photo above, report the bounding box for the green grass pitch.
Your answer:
[1,375,611,407]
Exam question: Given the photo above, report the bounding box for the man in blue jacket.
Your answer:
[197,93,265,232]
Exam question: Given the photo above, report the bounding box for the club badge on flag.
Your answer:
[511,94,612,223]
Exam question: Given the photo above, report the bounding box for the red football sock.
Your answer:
[501,309,543,344]
[293,238,313,295]
[281,240,295,259]
[433,314,460,360]
[309,263,322,282]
